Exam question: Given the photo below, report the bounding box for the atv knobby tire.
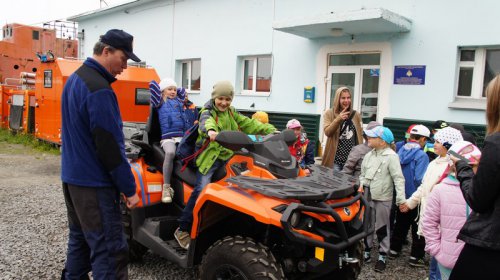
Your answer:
[200,236,285,280]
[120,200,148,262]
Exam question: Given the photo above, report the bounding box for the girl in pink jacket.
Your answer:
[422,141,481,280]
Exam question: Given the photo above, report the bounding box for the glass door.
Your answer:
[328,68,359,110]
[326,67,380,124]
[360,68,380,123]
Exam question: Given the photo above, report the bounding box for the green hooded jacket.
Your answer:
[196,100,276,174]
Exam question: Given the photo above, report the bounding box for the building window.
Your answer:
[135,88,150,105]
[456,48,500,99]
[181,59,201,92]
[241,55,272,94]
[44,70,52,88]
[32,31,39,40]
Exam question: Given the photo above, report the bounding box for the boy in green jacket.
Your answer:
[175,81,276,249]
[359,125,405,272]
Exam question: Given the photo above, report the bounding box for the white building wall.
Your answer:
[73,0,500,125]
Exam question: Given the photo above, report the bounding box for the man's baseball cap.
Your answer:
[432,120,449,131]
[410,124,431,137]
[100,29,141,62]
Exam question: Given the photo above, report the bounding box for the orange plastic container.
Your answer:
[34,59,159,144]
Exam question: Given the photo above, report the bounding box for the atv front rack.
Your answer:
[280,192,372,251]
[225,165,373,251]
[225,165,358,201]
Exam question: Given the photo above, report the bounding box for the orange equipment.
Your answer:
[34,59,159,144]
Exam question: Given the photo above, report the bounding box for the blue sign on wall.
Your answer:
[394,65,426,85]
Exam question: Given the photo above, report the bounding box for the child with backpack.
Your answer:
[422,141,481,280]
[150,78,194,204]
[359,125,405,273]
[174,81,276,249]
[390,125,430,267]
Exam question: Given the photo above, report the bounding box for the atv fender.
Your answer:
[190,182,284,237]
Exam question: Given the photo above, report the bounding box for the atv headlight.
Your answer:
[290,212,301,228]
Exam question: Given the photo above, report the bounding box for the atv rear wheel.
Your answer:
[120,200,148,262]
[200,236,284,280]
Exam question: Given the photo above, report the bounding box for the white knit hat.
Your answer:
[159,78,177,92]
[434,127,463,147]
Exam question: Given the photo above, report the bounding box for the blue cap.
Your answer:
[364,126,394,144]
[100,29,141,62]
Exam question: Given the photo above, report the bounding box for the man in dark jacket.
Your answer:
[390,125,430,267]
[61,29,140,279]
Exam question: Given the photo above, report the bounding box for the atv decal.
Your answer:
[130,162,149,205]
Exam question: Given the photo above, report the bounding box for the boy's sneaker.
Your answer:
[408,256,425,267]
[364,251,371,263]
[174,227,190,250]
[162,184,174,203]
[374,257,386,273]
[388,249,400,259]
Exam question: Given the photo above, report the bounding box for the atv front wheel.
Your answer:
[315,241,364,280]
[120,200,148,262]
[200,236,284,280]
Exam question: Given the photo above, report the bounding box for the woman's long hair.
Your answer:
[486,75,500,135]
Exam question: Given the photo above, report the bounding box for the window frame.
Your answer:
[455,48,488,100]
[134,88,150,106]
[43,70,52,88]
[180,59,201,94]
[240,55,272,96]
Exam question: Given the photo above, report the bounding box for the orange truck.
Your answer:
[31,59,159,144]
[0,79,35,132]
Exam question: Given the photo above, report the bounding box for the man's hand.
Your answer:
[126,193,140,209]
[399,203,409,213]
[208,130,218,141]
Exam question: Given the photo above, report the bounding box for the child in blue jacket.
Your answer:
[390,125,430,266]
[150,78,194,203]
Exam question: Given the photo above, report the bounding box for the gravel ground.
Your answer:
[0,142,428,280]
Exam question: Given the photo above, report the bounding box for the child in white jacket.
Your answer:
[422,141,481,280]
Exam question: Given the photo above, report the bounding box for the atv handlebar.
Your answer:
[280,191,373,251]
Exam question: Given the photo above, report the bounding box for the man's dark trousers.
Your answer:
[62,183,128,280]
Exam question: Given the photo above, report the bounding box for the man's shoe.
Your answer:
[408,256,425,267]
[388,249,400,259]
[364,251,371,263]
[162,184,174,203]
[174,227,190,250]
[374,259,386,272]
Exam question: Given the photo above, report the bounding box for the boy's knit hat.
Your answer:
[364,126,394,144]
[177,87,186,101]
[252,111,269,124]
[449,140,481,165]
[159,78,177,92]
[434,127,463,149]
[211,81,234,99]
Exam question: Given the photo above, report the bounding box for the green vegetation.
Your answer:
[0,128,60,155]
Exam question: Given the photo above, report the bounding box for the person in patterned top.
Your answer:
[321,87,363,171]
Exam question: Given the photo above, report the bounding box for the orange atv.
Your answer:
[123,108,373,279]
